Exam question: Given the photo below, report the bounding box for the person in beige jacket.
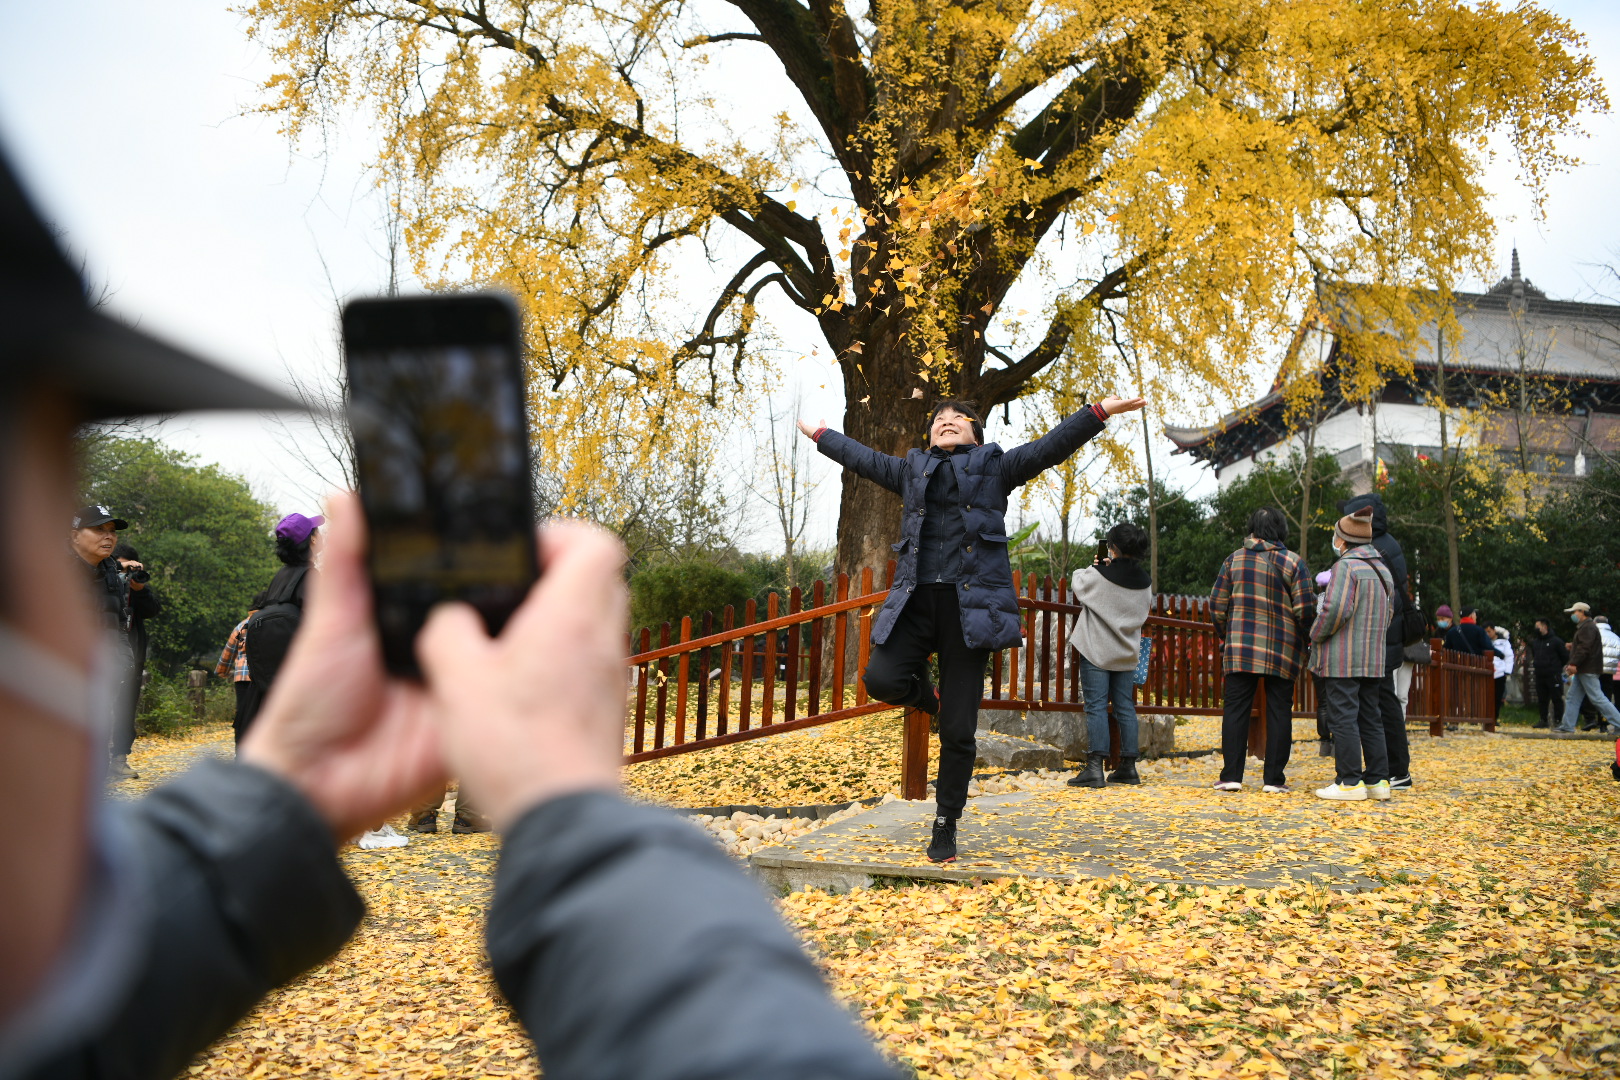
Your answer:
[1068,522,1154,787]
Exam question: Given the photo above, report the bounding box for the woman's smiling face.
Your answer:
[929,408,977,449]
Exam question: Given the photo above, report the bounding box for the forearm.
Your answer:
[489,792,900,1080]
[1002,406,1107,487]
[26,761,363,1080]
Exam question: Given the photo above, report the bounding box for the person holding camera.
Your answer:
[69,505,158,779]
[798,394,1146,862]
[2,145,898,1080]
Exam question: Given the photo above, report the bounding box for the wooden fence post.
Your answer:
[901,708,931,800]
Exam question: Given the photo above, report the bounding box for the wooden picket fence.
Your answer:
[624,566,1498,799]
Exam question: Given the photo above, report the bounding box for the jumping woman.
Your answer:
[798,394,1146,861]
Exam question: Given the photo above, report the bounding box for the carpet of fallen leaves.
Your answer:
[623,707,909,806]
[112,721,1619,1080]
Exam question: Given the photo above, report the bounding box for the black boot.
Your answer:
[926,815,957,862]
[1107,755,1140,785]
[1067,752,1107,788]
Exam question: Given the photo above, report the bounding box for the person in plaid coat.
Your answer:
[1311,506,1395,801]
[1209,508,1314,793]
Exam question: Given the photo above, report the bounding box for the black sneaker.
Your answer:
[926,815,957,862]
[1388,775,1413,790]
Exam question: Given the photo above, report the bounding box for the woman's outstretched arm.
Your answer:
[796,418,907,494]
[1000,396,1145,489]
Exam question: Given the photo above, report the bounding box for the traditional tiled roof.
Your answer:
[1164,255,1620,456]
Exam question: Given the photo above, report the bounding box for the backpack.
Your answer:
[245,566,308,690]
[1395,585,1427,647]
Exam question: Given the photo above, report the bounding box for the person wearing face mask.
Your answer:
[1309,506,1395,801]
[1557,603,1620,734]
[798,393,1146,862]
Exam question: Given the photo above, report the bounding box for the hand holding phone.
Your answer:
[343,293,539,676]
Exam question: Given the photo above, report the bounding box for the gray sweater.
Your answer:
[1068,560,1153,671]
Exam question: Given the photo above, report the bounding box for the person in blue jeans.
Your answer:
[1559,602,1620,733]
[1067,522,1154,787]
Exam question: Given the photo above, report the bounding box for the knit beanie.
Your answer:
[1333,505,1375,546]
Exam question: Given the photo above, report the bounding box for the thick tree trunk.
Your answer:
[833,327,933,583]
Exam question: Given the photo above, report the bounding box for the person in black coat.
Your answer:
[1337,494,1417,788]
[800,393,1145,862]
[68,507,159,781]
[1527,618,1568,729]
[112,542,160,743]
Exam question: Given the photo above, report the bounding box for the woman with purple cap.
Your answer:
[234,513,324,743]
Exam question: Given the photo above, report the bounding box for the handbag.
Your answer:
[1134,635,1153,685]
[1403,640,1432,665]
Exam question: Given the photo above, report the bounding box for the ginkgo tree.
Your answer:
[244,0,1604,575]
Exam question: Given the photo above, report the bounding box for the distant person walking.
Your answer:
[1066,522,1154,789]
[1489,626,1514,721]
[1208,507,1314,794]
[1527,618,1568,729]
[1311,507,1395,801]
[1557,602,1620,734]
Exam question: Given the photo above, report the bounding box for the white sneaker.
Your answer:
[1315,781,1367,801]
[1365,780,1392,801]
[1262,784,1291,794]
[357,824,410,850]
[1212,781,1243,792]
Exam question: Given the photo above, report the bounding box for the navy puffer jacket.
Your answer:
[816,407,1108,650]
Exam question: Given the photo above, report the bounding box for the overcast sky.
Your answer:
[3,1,1616,551]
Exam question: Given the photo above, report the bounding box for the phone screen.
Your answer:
[343,295,538,676]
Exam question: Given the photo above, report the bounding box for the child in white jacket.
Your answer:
[1068,522,1153,788]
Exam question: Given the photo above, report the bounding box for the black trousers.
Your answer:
[862,584,989,819]
[1493,676,1507,719]
[1379,671,1411,780]
[232,680,262,748]
[1534,670,1563,725]
[1220,672,1293,787]
[1320,676,1388,786]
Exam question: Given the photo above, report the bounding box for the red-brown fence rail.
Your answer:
[625,566,1498,797]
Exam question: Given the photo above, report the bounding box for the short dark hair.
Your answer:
[1535,616,1550,628]
[112,541,140,562]
[1106,521,1150,560]
[275,532,313,566]
[1461,606,1479,620]
[928,400,984,444]
[1247,507,1289,545]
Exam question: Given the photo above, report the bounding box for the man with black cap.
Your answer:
[68,504,158,778]
[0,145,896,1080]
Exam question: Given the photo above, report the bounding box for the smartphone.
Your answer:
[342,293,539,676]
